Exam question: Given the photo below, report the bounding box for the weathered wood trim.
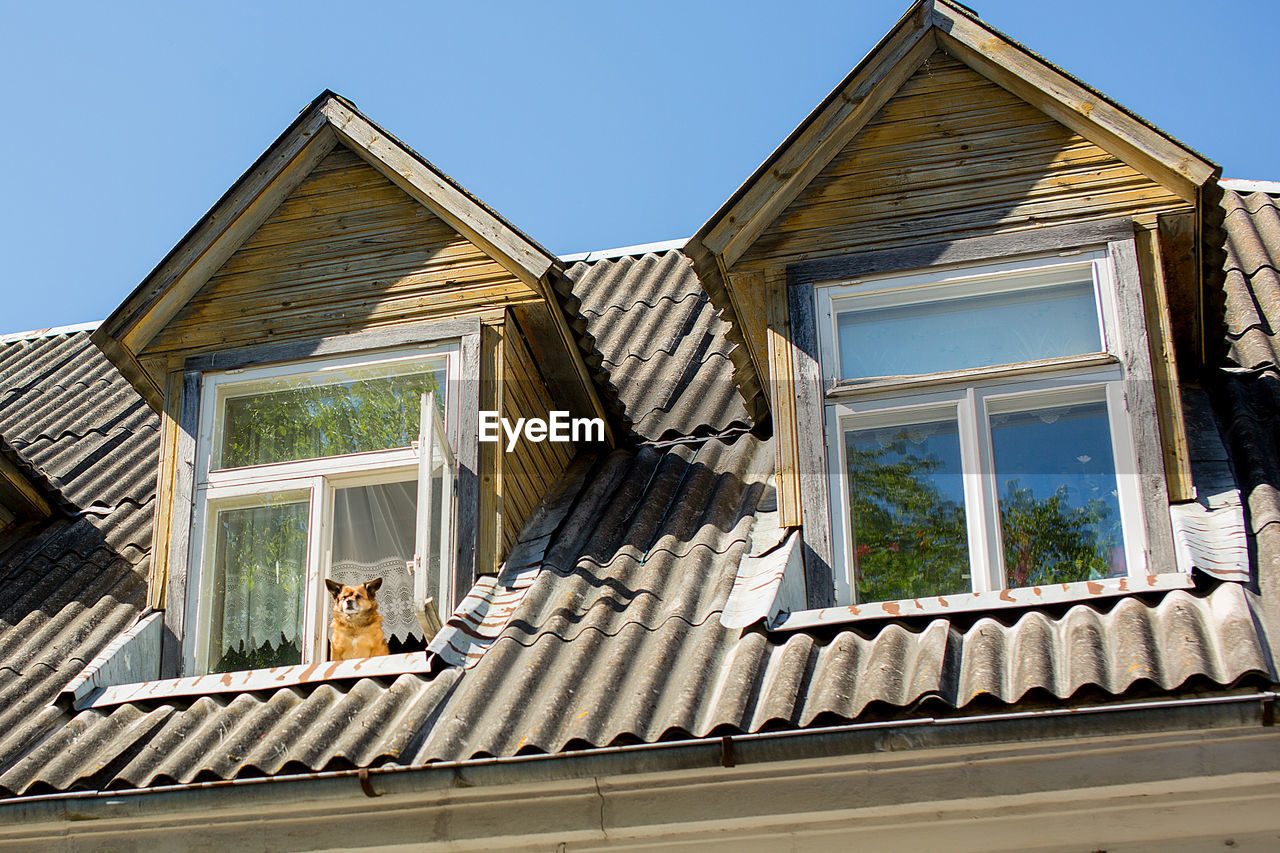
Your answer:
[717,31,938,270]
[113,121,339,352]
[786,278,836,609]
[692,0,1216,270]
[766,267,802,528]
[454,330,482,604]
[697,0,933,259]
[321,100,554,289]
[1108,235,1178,574]
[725,266,770,407]
[89,332,164,412]
[146,370,184,611]
[1137,226,1195,502]
[528,271,617,447]
[160,370,201,679]
[788,218,1138,285]
[932,4,1217,202]
[1156,211,1201,376]
[183,317,483,373]
[682,241,768,423]
[476,324,503,578]
[510,301,611,439]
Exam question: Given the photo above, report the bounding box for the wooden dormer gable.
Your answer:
[684,0,1221,423]
[92,91,626,609]
[93,91,617,447]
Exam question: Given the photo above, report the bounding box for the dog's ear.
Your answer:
[325,579,343,600]
[365,577,383,596]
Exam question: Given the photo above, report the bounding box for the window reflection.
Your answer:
[844,417,970,602]
[991,399,1125,587]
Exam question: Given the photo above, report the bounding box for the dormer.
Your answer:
[686,0,1230,615]
[92,92,619,679]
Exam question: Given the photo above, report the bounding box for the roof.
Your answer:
[0,330,157,780]
[0,417,1267,793]
[563,249,752,441]
[1211,187,1280,556]
[0,303,1272,795]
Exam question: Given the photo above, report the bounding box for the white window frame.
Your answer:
[814,247,1161,607]
[183,342,460,676]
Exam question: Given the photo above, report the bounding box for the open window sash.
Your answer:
[412,391,456,639]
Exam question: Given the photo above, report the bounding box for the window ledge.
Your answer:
[71,651,436,712]
[769,572,1195,632]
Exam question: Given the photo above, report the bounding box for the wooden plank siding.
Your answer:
[500,314,575,555]
[737,53,1192,290]
[141,145,540,362]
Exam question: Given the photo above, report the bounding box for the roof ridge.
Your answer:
[0,322,99,345]
[559,238,688,263]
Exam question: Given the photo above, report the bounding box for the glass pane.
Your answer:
[844,416,970,602]
[837,274,1101,379]
[329,480,421,650]
[217,359,447,469]
[991,399,1126,587]
[206,493,309,673]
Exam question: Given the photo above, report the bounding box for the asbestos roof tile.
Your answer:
[564,250,752,440]
[0,331,158,797]
[1211,188,1280,540]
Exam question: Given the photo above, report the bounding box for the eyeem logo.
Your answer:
[479,411,605,452]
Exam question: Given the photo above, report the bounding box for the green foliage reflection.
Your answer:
[220,367,445,469]
[847,435,970,603]
[999,482,1120,587]
[847,434,1121,603]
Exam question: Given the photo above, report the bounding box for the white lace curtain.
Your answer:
[328,481,422,643]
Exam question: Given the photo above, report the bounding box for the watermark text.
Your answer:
[479,411,604,451]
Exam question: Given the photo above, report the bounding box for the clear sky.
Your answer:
[1,0,1275,336]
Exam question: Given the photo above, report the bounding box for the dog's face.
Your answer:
[325,577,382,621]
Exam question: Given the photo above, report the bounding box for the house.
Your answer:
[1,1,1278,848]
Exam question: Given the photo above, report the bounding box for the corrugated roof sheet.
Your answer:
[1213,188,1280,544]
[0,330,157,780]
[5,429,1267,794]
[563,250,752,441]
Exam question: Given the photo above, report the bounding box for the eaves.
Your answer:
[2,690,1278,850]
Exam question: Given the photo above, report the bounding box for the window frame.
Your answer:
[783,219,1178,613]
[161,318,482,679]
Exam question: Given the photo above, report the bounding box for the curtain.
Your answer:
[329,480,421,643]
[207,498,308,672]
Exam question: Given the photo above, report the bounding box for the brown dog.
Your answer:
[325,578,391,661]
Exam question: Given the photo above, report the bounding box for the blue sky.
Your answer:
[1,0,1275,335]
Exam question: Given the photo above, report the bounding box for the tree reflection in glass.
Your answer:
[219,362,446,469]
[844,417,970,603]
[991,400,1124,587]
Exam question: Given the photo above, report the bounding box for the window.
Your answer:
[185,343,459,675]
[814,248,1155,606]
